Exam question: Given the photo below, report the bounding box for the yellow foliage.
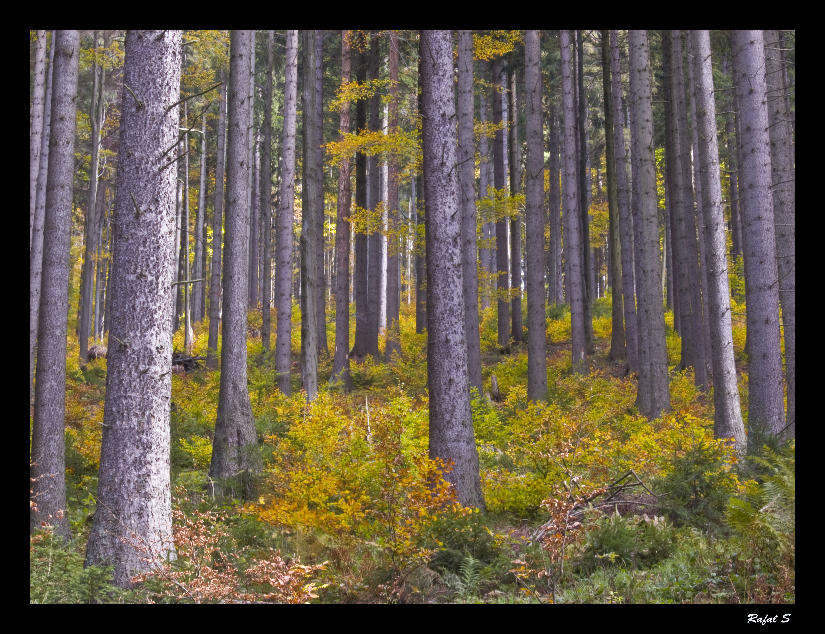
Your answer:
[473,30,524,61]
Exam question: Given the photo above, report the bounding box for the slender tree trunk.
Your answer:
[79,31,105,364]
[689,30,746,456]
[353,33,371,355]
[30,31,55,404]
[492,57,509,350]
[628,30,670,418]
[601,30,626,363]
[366,31,381,359]
[30,29,48,250]
[300,29,320,400]
[193,113,207,324]
[420,30,484,510]
[182,98,194,355]
[610,30,638,373]
[478,78,493,312]
[315,31,328,358]
[206,74,227,371]
[332,30,352,388]
[524,30,547,400]
[84,30,181,584]
[731,30,785,445]
[547,100,563,307]
[576,30,595,354]
[509,67,523,343]
[30,30,78,541]
[385,30,402,362]
[208,30,260,497]
[261,31,274,352]
[764,29,795,437]
[561,31,587,372]
[248,36,259,311]
[275,30,298,392]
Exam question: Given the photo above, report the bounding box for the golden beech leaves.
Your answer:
[473,30,524,61]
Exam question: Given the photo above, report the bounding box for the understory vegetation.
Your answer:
[31,290,794,604]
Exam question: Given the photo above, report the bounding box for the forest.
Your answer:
[29,29,794,605]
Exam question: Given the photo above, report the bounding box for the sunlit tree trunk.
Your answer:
[260,30,274,351]
[385,30,402,362]
[206,74,227,371]
[420,29,484,509]
[525,30,547,401]
[30,29,48,250]
[30,29,78,541]
[275,30,298,392]
[84,30,180,586]
[193,113,207,324]
[509,67,523,343]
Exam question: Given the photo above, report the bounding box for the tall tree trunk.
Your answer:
[420,30,484,510]
[689,30,746,456]
[182,98,194,355]
[193,113,207,324]
[78,30,105,364]
[206,73,227,371]
[764,29,795,437]
[30,31,55,404]
[275,30,298,392]
[560,30,587,372]
[601,30,626,363]
[30,29,48,250]
[260,31,274,351]
[547,99,563,307]
[385,30,402,362]
[610,30,638,373]
[524,30,547,401]
[300,29,321,400]
[366,31,381,359]
[731,30,785,446]
[628,30,670,418]
[247,36,259,311]
[84,30,181,584]
[509,67,523,343]
[456,31,482,394]
[492,57,509,350]
[353,33,371,356]
[315,31,328,357]
[576,30,595,354]
[332,29,352,388]
[30,29,78,541]
[478,77,494,312]
[208,30,260,497]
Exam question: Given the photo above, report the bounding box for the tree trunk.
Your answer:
[30,29,48,250]
[366,31,381,359]
[30,29,78,541]
[193,113,207,324]
[547,99,563,307]
[601,30,626,363]
[628,30,670,418]
[332,29,352,388]
[688,30,746,456]
[261,31,274,351]
[576,30,595,354]
[524,30,547,401]
[353,33,371,356]
[85,30,181,584]
[560,30,587,372]
[30,31,55,404]
[730,30,785,445]
[300,29,320,400]
[764,29,795,437]
[420,30,484,510]
[492,57,509,350]
[206,73,227,371]
[610,30,638,373]
[509,67,523,343]
[275,30,298,392]
[182,97,194,355]
[208,30,260,497]
[385,30,402,362]
[315,31,328,358]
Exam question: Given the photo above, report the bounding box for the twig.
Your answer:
[166,82,222,113]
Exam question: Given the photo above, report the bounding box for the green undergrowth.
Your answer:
[35,298,792,603]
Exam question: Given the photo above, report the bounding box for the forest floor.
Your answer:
[30,295,794,604]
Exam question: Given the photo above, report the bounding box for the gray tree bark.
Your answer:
[730,30,786,445]
[628,30,670,418]
[764,29,795,437]
[300,29,321,400]
[193,113,207,324]
[509,67,523,343]
[208,30,260,496]
[315,31,328,358]
[492,57,509,350]
[420,30,484,509]
[525,30,547,401]
[546,99,563,307]
[260,30,274,351]
[30,29,78,541]
[366,31,381,359]
[560,30,587,372]
[689,30,746,456]
[30,31,55,404]
[206,73,227,371]
[385,30,403,362]
[332,30,352,388]
[610,30,638,373]
[30,29,48,250]
[275,30,298,392]
[457,30,482,394]
[84,30,181,585]
[353,33,371,354]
